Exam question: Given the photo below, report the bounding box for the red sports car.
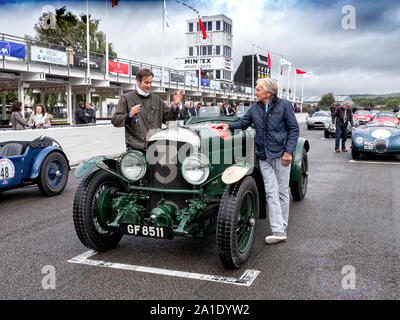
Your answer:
[353,110,373,125]
[373,112,399,125]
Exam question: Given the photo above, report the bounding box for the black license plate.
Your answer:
[120,224,173,239]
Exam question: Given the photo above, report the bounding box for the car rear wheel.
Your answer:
[216,176,259,269]
[37,151,69,196]
[73,169,124,251]
[290,148,308,201]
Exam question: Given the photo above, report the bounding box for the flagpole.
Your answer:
[105,0,109,80]
[287,65,290,100]
[162,0,165,89]
[294,72,297,104]
[86,0,90,79]
[301,75,304,111]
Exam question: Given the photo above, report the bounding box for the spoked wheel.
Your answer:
[73,169,124,251]
[290,148,308,201]
[216,176,259,269]
[38,151,69,196]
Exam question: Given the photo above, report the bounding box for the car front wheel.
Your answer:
[73,169,124,251]
[216,176,259,269]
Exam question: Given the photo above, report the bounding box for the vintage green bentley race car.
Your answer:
[73,106,310,269]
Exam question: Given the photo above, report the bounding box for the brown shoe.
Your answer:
[335,149,340,153]
[342,148,347,152]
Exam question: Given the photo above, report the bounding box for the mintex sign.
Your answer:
[177,56,232,71]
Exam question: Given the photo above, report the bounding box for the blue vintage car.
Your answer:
[0,136,69,195]
[351,121,400,160]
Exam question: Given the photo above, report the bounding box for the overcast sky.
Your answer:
[0,0,399,96]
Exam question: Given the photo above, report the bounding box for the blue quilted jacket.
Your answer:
[229,97,299,160]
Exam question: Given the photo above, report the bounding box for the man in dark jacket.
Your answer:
[178,101,191,120]
[212,78,299,244]
[75,102,87,124]
[222,103,235,116]
[332,102,355,152]
[188,102,201,117]
[112,68,183,151]
[85,102,96,124]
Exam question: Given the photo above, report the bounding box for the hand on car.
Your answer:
[129,104,141,117]
[211,123,229,131]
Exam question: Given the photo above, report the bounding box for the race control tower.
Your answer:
[175,14,233,82]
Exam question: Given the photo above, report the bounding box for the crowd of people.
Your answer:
[8,99,98,130]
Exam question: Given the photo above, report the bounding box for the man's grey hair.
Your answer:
[257,78,278,96]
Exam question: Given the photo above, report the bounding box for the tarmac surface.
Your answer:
[0,125,399,300]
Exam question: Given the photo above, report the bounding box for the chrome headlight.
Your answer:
[355,136,364,145]
[182,153,210,185]
[118,151,147,181]
[325,123,330,128]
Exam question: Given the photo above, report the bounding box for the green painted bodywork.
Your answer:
[80,115,308,239]
[290,137,310,182]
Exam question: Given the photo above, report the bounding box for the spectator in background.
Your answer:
[189,101,201,117]
[222,103,235,116]
[28,104,51,129]
[75,101,87,124]
[329,104,335,115]
[85,102,96,124]
[332,102,355,153]
[393,104,399,113]
[232,103,238,115]
[11,101,26,130]
[107,102,115,117]
[178,101,191,120]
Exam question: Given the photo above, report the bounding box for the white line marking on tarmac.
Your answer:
[349,160,400,165]
[68,250,260,287]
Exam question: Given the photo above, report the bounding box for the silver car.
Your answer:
[306,111,331,130]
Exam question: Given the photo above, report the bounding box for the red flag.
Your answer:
[296,69,307,74]
[280,64,283,76]
[199,18,207,39]
[267,52,271,68]
[111,0,119,7]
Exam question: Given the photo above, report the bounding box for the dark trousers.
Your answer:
[335,125,347,150]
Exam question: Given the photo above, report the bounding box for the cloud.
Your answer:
[0,0,399,96]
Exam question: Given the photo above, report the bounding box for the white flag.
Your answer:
[280,58,292,66]
[164,0,170,27]
[304,71,313,78]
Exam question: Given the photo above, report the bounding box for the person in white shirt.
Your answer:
[28,104,51,129]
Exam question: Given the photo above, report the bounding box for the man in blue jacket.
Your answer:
[212,78,299,244]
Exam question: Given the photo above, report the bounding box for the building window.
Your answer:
[189,47,193,56]
[216,45,220,55]
[223,46,231,58]
[224,70,232,81]
[216,21,221,31]
[208,21,212,31]
[208,46,212,55]
[189,23,193,32]
[216,70,221,79]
